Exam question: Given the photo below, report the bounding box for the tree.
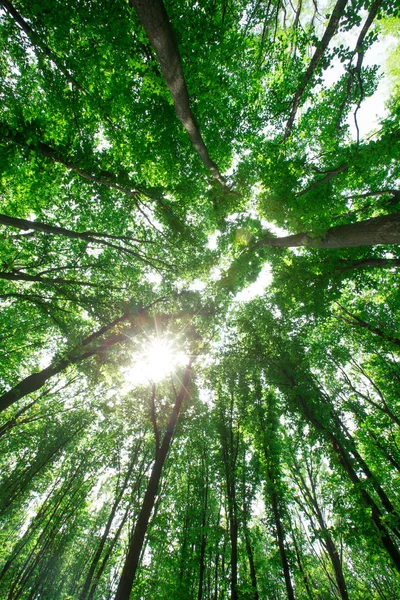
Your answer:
[1,0,400,598]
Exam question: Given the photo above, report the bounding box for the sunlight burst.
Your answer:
[126,337,187,385]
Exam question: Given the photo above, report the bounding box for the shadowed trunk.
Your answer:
[129,0,225,184]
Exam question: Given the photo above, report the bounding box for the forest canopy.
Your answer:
[0,0,400,598]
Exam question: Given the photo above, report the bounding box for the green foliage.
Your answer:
[1,0,400,598]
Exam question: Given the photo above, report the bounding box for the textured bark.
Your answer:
[284,0,349,138]
[114,361,193,600]
[129,0,225,184]
[257,211,400,249]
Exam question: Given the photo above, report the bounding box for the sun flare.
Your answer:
[126,337,187,385]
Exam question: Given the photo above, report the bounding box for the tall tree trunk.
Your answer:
[243,515,259,600]
[282,369,400,571]
[284,0,349,138]
[86,451,151,600]
[220,392,239,600]
[197,457,209,600]
[292,459,349,600]
[114,360,193,600]
[129,0,225,185]
[79,441,141,600]
[257,395,295,600]
[270,483,295,600]
[289,518,314,600]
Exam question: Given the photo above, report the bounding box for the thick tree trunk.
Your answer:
[129,0,225,184]
[258,212,400,249]
[114,361,193,600]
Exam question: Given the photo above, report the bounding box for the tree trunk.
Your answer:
[197,458,209,600]
[258,396,295,600]
[244,524,259,600]
[293,460,349,600]
[114,361,193,600]
[257,211,400,249]
[283,370,400,572]
[79,442,141,600]
[129,0,225,184]
[284,0,349,138]
[270,484,295,600]
[0,302,160,412]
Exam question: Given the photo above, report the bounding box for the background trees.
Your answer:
[0,0,399,598]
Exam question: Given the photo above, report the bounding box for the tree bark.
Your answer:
[129,0,225,185]
[114,360,193,600]
[257,211,400,249]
